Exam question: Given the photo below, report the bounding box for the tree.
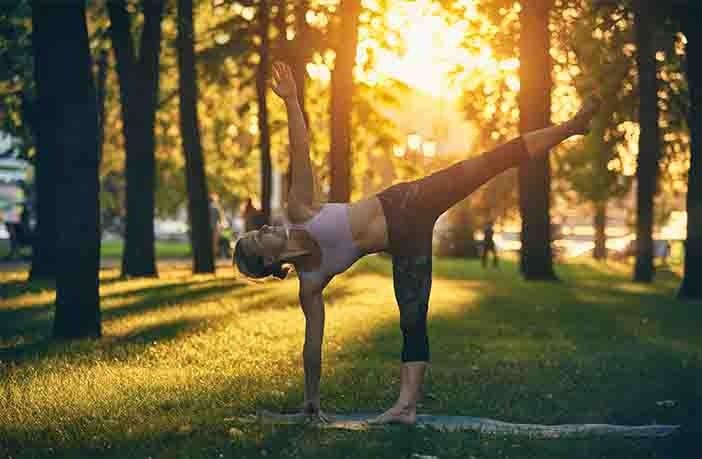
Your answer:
[632,0,660,282]
[289,0,311,124]
[176,0,214,273]
[256,0,272,223]
[518,0,557,280]
[591,0,690,282]
[678,6,702,298]
[450,1,521,234]
[555,1,635,260]
[107,0,164,278]
[95,49,108,165]
[329,0,361,203]
[276,0,311,201]
[32,0,101,338]
[0,0,58,280]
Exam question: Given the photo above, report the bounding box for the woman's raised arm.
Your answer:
[271,62,317,213]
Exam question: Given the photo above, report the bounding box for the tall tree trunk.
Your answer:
[593,201,607,259]
[274,0,288,60]
[679,13,702,298]
[176,0,214,274]
[28,5,57,281]
[28,102,58,280]
[95,49,108,165]
[518,0,557,280]
[257,0,272,223]
[329,0,360,203]
[291,0,310,124]
[108,0,164,278]
[33,1,101,339]
[283,0,311,201]
[633,0,660,283]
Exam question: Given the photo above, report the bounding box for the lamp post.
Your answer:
[393,133,436,169]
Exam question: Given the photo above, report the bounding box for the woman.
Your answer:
[235,62,599,424]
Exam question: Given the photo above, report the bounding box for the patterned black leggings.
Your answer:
[377,137,529,362]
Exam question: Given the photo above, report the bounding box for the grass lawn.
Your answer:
[100,240,192,259]
[0,239,192,260]
[1,256,701,458]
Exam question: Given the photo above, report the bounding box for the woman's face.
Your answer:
[243,225,288,264]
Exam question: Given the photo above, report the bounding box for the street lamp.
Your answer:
[421,140,436,157]
[407,133,422,152]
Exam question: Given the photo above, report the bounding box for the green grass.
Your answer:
[101,240,191,258]
[1,256,701,458]
[0,239,191,260]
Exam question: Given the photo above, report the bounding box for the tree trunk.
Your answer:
[518,0,557,280]
[29,3,58,281]
[95,49,108,165]
[176,0,214,274]
[593,201,607,260]
[108,0,164,278]
[28,104,58,280]
[291,0,310,124]
[257,0,272,223]
[633,0,659,283]
[283,0,311,201]
[679,14,702,298]
[33,1,101,339]
[329,0,360,203]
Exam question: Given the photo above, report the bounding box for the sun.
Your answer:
[371,0,486,100]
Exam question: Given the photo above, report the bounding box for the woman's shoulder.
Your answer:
[297,270,331,295]
[286,200,323,224]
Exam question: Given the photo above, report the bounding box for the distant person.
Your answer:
[654,239,671,267]
[2,181,31,260]
[234,61,600,424]
[209,193,224,258]
[240,198,266,232]
[482,222,498,268]
[662,240,671,266]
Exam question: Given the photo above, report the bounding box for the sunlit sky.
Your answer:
[373,0,470,99]
[303,0,500,100]
[217,0,684,183]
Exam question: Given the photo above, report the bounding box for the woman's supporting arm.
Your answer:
[299,289,326,417]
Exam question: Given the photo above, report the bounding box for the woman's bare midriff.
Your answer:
[348,195,388,253]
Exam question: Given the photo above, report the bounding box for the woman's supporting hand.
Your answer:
[271,61,297,102]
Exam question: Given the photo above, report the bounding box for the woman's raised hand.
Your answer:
[271,61,297,101]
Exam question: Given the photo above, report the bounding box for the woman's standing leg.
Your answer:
[371,253,433,425]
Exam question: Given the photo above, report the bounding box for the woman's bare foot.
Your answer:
[569,97,601,135]
[367,404,417,425]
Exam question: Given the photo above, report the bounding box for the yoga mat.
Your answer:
[251,411,679,438]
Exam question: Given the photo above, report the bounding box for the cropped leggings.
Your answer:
[376,137,529,362]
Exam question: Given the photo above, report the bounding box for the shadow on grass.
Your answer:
[317,257,702,457]
[2,258,700,459]
[0,317,206,366]
[100,280,245,319]
[1,275,357,371]
[0,278,235,341]
[0,278,56,300]
[0,279,249,364]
